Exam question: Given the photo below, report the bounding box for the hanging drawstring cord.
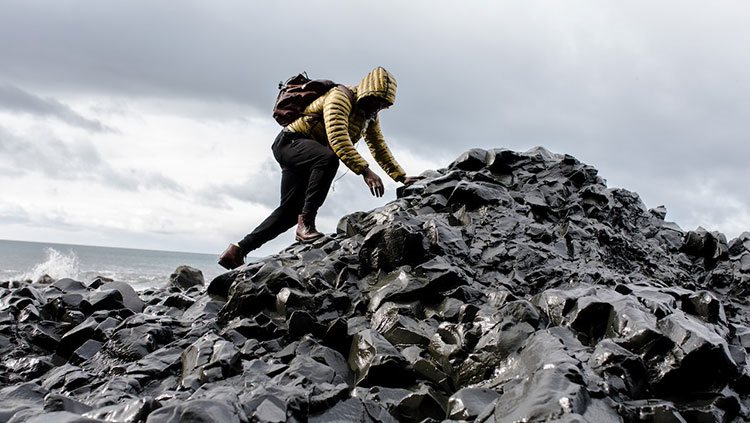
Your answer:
[331,168,349,192]
[331,140,363,192]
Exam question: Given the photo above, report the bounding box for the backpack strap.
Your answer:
[337,85,356,105]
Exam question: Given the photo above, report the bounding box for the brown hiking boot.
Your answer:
[218,243,246,270]
[295,214,324,243]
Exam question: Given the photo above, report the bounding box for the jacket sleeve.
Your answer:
[323,87,370,175]
[364,116,406,182]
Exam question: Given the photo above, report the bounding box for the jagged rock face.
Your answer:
[2,147,750,422]
[169,266,204,291]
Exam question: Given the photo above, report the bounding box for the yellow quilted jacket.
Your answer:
[286,67,406,182]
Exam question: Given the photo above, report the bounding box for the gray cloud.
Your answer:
[0,202,78,229]
[0,84,110,132]
[0,203,31,225]
[0,125,183,193]
[197,158,281,210]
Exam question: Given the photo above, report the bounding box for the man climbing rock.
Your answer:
[219,66,422,270]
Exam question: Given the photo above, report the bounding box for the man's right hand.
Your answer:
[362,168,384,197]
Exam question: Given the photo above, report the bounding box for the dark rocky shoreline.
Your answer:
[2,147,750,422]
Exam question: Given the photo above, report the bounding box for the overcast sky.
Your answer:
[0,1,748,256]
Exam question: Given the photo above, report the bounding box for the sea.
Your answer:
[0,239,229,291]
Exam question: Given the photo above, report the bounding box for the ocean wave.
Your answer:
[6,245,217,291]
[16,247,81,282]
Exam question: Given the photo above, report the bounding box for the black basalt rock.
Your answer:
[447,387,500,420]
[308,397,396,423]
[83,397,159,422]
[43,393,93,414]
[69,340,103,365]
[449,148,489,171]
[0,382,48,422]
[26,411,105,422]
[169,265,204,291]
[180,333,241,390]
[348,329,413,387]
[4,356,55,384]
[206,269,240,300]
[52,278,88,293]
[103,315,175,362]
[97,282,145,313]
[652,311,738,395]
[359,221,430,274]
[145,400,241,423]
[56,317,100,361]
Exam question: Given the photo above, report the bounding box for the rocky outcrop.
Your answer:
[169,266,204,292]
[2,147,750,422]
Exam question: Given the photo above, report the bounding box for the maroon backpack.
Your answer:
[272,73,352,127]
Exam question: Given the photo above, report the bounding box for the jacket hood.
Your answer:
[355,67,397,105]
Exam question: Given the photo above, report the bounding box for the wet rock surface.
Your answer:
[3,147,750,421]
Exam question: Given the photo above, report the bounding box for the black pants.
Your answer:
[238,131,340,252]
